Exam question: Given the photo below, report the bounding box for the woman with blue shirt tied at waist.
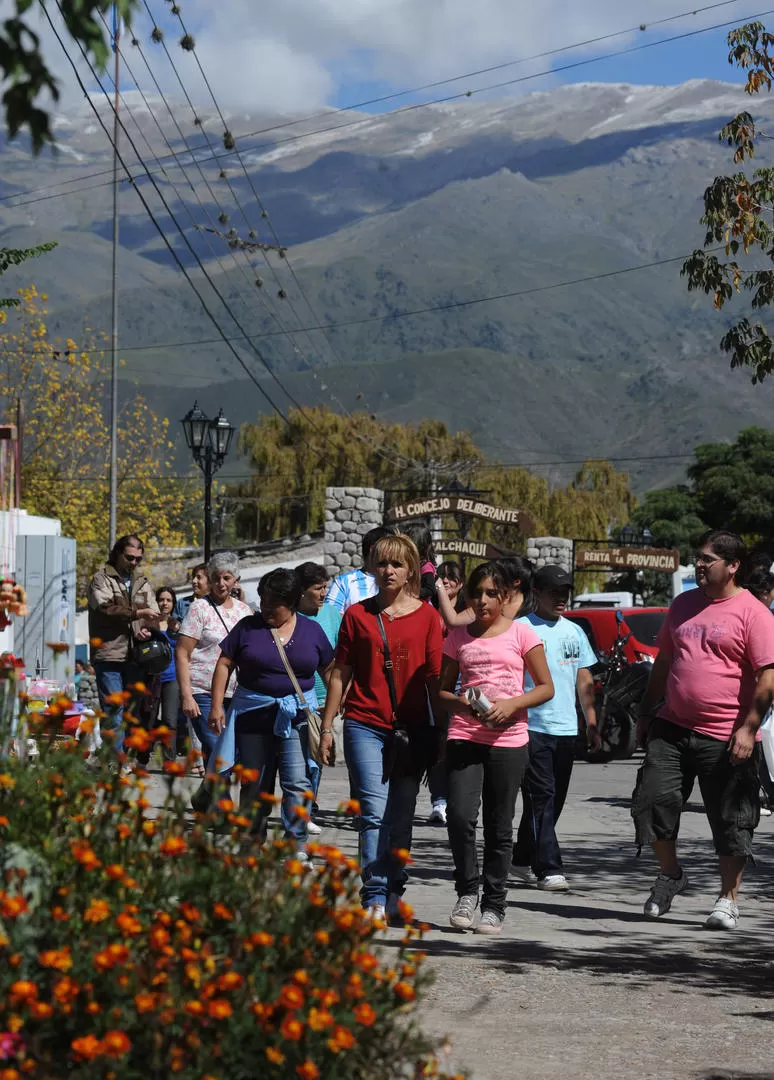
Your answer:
[512,565,601,891]
[208,568,334,851]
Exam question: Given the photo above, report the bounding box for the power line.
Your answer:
[41,0,322,463]
[156,0,415,472]
[2,0,760,210]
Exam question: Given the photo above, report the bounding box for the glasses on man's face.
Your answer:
[124,554,143,564]
[695,552,723,566]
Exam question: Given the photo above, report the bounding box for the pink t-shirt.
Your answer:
[179,597,252,696]
[443,620,544,747]
[657,587,774,741]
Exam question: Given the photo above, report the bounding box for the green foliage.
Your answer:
[630,486,707,564]
[0,671,459,1080]
[0,1,138,152]
[681,20,774,382]
[0,243,57,308]
[688,425,774,546]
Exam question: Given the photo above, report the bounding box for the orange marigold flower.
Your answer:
[307,1007,333,1031]
[71,1035,102,1060]
[162,760,187,777]
[29,1001,54,1019]
[89,637,103,648]
[38,948,72,972]
[116,823,131,841]
[296,1062,319,1080]
[279,1015,303,1041]
[258,792,280,805]
[391,847,413,865]
[9,980,38,1002]
[353,951,379,973]
[0,1068,22,1080]
[393,981,416,1002]
[207,999,232,1020]
[216,798,234,812]
[353,1002,376,1026]
[86,1002,102,1015]
[0,816,9,827]
[314,988,340,1008]
[84,899,111,923]
[0,894,29,918]
[159,836,187,857]
[285,859,304,876]
[116,911,142,936]
[150,926,170,950]
[0,774,16,790]
[293,969,310,986]
[212,902,233,921]
[184,1000,205,1016]
[234,765,259,783]
[249,931,274,947]
[179,902,201,922]
[331,1025,355,1050]
[134,993,156,1014]
[141,820,156,837]
[94,943,129,972]
[216,972,243,991]
[52,977,78,1003]
[265,1047,285,1065]
[70,841,101,871]
[314,930,329,946]
[278,984,304,1011]
[102,1030,131,1058]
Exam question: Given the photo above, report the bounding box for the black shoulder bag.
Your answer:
[376,611,412,782]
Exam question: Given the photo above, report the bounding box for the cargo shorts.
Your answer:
[631,717,760,858]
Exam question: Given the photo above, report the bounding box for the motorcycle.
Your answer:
[587,611,652,762]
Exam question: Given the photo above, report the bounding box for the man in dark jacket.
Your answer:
[87,534,159,752]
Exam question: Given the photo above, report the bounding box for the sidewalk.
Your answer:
[152,753,774,1080]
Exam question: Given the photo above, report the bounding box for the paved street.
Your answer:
[154,751,774,1080]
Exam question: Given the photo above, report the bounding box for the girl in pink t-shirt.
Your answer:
[440,561,553,934]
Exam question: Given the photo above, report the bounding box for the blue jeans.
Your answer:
[344,718,421,907]
[236,706,310,846]
[191,692,228,767]
[94,661,142,754]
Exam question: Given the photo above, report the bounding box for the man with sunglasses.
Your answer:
[633,529,774,930]
[88,534,159,753]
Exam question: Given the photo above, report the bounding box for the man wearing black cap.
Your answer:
[512,565,600,890]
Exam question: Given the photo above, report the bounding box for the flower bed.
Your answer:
[0,670,464,1080]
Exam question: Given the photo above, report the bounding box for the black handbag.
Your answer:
[131,631,173,676]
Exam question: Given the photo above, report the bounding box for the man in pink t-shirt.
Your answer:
[634,530,774,930]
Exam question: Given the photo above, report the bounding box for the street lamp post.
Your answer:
[181,402,235,562]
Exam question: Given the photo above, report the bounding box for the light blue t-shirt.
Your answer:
[301,606,340,708]
[518,613,597,735]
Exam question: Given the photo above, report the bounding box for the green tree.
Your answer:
[688,425,774,546]
[1,0,138,152]
[682,21,774,382]
[0,242,57,309]
[630,485,707,564]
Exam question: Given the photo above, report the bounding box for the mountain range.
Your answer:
[1,78,772,491]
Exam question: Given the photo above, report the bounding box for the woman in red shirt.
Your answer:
[321,534,443,922]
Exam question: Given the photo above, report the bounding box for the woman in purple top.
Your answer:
[209,568,334,846]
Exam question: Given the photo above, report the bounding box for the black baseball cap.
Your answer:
[533,565,573,591]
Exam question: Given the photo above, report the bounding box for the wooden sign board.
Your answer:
[435,540,504,559]
[387,496,532,532]
[575,546,680,574]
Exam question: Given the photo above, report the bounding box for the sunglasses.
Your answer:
[124,554,143,564]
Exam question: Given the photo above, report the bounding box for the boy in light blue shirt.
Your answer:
[512,565,600,890]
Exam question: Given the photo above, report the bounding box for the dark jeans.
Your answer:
[428,758,448,805]
[93,661,143,754]
[157,680,180,762]
[236,706,310,846]
[513,732,577,877]
[446,739,529,918]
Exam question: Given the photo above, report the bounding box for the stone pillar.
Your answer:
[526,536,573,575]
[324,487,385,577]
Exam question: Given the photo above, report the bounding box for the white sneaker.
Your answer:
[705,897,739,930]
[643,869,688,918]
[367,903,386,923]
[429,801,447,825]
[510,864,538,886]
[449,893,478,931]
[760,805,772,817]
[537,874,569,891]
[307,820,322,835]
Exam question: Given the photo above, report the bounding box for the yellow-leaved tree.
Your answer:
[0,286,199,593]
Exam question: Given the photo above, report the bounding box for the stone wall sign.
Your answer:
[387,496,531,531]
[576,546,680,573]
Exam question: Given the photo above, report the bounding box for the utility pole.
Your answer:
[424,434,442,547]
[108,4,120,550]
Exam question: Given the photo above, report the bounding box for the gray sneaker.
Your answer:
[475,909,505,935]
[449,893,478,930]
[643,869,688,918]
